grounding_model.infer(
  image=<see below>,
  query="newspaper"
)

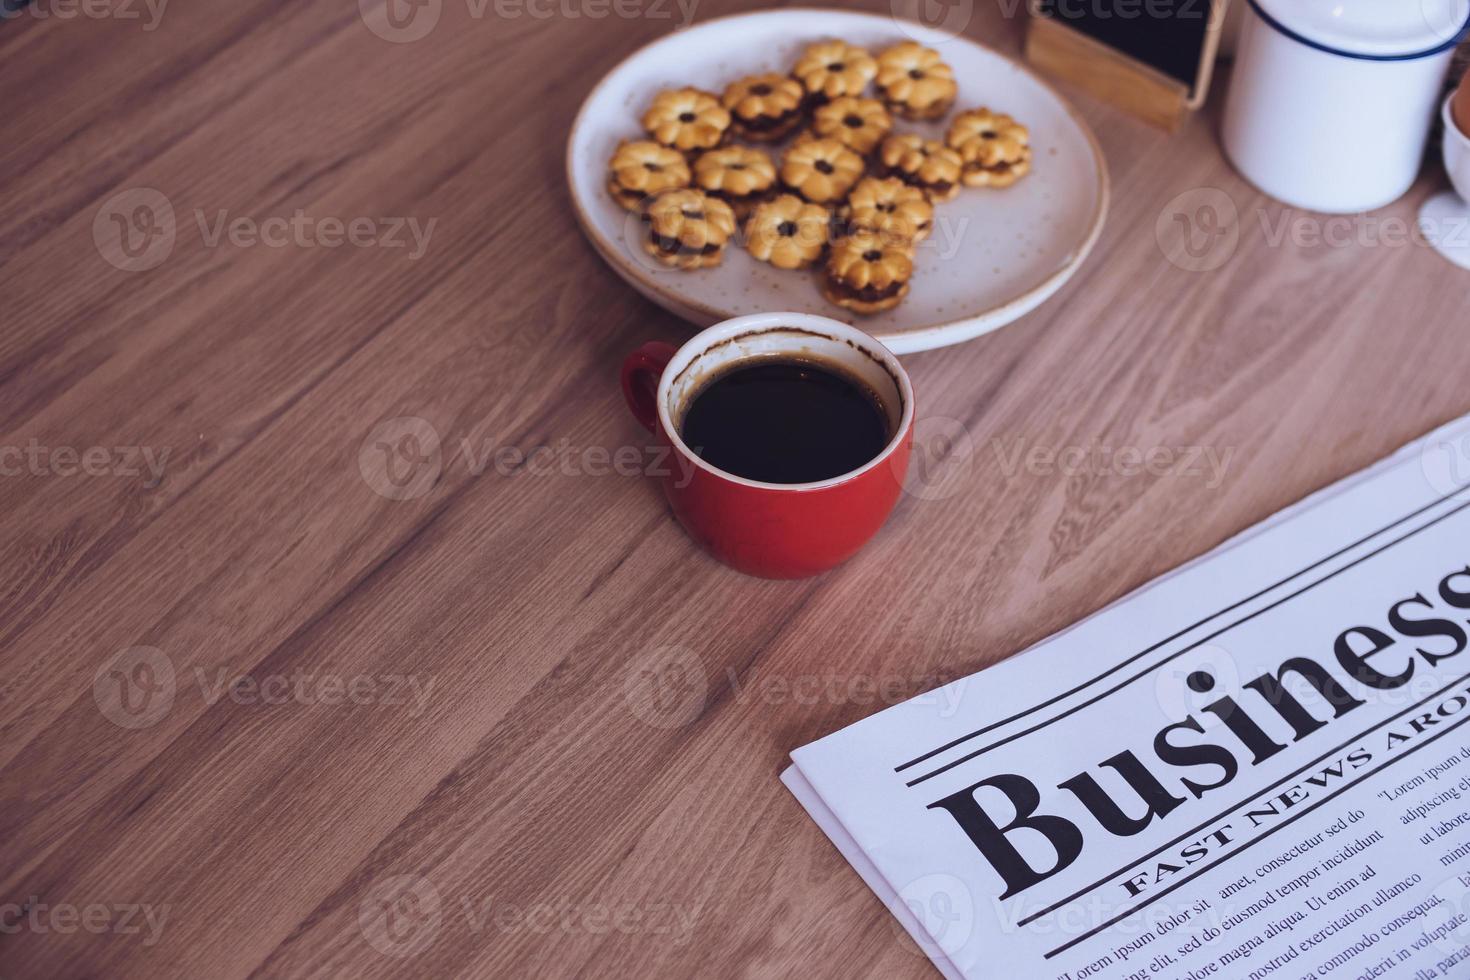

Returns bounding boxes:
[784,415,1470,980]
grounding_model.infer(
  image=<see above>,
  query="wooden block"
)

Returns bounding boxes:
[1025,14,1190,131]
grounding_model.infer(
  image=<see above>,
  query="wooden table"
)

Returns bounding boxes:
[3,1,1467,976]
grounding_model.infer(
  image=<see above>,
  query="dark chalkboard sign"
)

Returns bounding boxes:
[1025,0,1228,129]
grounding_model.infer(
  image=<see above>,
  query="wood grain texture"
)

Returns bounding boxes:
[2,1,1468,977]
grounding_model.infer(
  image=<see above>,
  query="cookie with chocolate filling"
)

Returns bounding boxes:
[721,73,805,142]
[957,137,1032,188]
[874,42,957,121]
[948,108,1032,188]
[693,145,776,219]
[792,40,877,104]
[822,231,913,314]
[839,176,933,244]
[607,140,691,212]
[745,194,830,270]
[642,189,737,270]
[878,134,963,202]
[642,87,730,153]
[809,96,892,156]
[780,137,865,205]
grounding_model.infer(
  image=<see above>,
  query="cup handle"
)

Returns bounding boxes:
[621,341,676,434]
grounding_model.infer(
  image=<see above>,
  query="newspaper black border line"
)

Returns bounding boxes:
[903,496,1470,789]
[1015,667,1470,929]
[896,486,1468,775]
[1043,700,1470,959]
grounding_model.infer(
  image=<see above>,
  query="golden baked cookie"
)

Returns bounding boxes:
[810,96,893,155]
[879,134,963,202]
[792,40,877,103]
[875,42,957,121]
[721,73,806,142]
[840,176,933,244]
[823,231,914,314]
[693,145,777,219]
[948,109,1032,187]
[606,139,692,212]
[957,137,1032,188]
[946,108,1027,153]
[745,194,830,270]
[643,189,737,270]
[642,88,731,153]
[780,137,865,205]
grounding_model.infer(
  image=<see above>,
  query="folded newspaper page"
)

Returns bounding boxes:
[784,415,1470,980]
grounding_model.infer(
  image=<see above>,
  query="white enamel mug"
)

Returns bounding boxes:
[1223,0,1470,213]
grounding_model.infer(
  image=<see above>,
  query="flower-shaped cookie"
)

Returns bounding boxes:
[745,194,830,270]
[957,137,1032,188]
[823,231,914,314]
[780,137,865,205]
[721,73,806,142]
[642,88,731,152]
[606,140,691,211]
[792,40,878,102]
[810,96,893,155]
[875,42,957,121]
[840,176,933,244]
[693,145,777,218]
[643,189,737,270]
[948,109,1032,187]
[879,134,963,202]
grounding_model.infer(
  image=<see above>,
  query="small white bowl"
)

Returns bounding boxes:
[1420,93,1470,271]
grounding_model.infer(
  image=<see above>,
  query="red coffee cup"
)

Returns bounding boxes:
[621,313,914,579]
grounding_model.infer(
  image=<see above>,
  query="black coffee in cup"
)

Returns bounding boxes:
[679,357,891,484]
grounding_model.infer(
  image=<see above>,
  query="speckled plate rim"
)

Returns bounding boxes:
[566,7,1110,355]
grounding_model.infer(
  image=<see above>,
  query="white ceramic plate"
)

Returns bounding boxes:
[567,8,1108,354]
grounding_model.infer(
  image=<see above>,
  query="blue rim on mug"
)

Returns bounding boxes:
[1246,0,1470,62]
